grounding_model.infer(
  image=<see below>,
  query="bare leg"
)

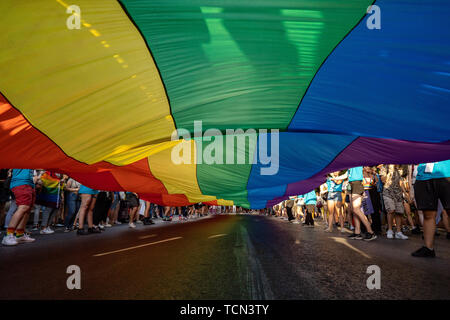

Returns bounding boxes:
[7,205,30,230]
[87,196,96,228]
[326,200,335,231]
[16,210,30,231]
[77,194,92,229]
[337,202,344,228]
[387,211,394,232]
[441,209,450,233]
[422,210,436,249]
[404,201,415,228]
[351,194,374,234]
[129,206,137,224]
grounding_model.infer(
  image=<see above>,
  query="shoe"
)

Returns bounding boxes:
[411,246,435,258]
[350,225,355,231]
[292,220,300,224]
[40,227,55,235]
[411,226,422,235]
[115,221,122,225]
[324,228,332,233]
[31,225,39,231]
[55,223,64,228]
[129,222,136,228]
[77,228,89,235]
[2,234,18,246]
[17,234,35,243]
[104,223,112,228]
[136,220,143,224]
[363,232,377,241]
[340,227,346,233]
[386,229,394,239]
[143,218,155,225]
[97,224,105,231]
[349,233,362,239]
[395,232,408,240]
[88,227,102,234]
[64,227,72,233]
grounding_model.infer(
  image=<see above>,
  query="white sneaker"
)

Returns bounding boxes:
[129,222,136,228]
[136,220,143,224]
[2,234,18,246]
[387,229,394,239]
[31,225,39,231]
[17,234,35,244]
[341,227,347,233]
[292,220,300,224]
[40,227,54,235]
[115,221,122,225]
[395,231,408,240]
[104,223,112,227]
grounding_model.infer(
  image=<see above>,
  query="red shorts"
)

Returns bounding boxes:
[12,185,36,207]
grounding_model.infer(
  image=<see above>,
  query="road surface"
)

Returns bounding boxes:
[0,214,449,299]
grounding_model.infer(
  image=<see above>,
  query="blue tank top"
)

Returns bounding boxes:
[348,167,363,182]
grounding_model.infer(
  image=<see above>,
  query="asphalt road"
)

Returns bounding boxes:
[0,214,449,300]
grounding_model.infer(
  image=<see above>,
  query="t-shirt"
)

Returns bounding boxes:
[348,167,363,182]
[304,190,317,205]
[326,178,342,192]
[10,169,34,189]
[416,160,450,181]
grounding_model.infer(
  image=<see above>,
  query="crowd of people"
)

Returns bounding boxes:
[269,162,450,258]
[1,160,449,258]
[0,169,221,243]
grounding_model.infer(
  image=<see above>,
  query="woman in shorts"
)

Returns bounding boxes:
[331,167,377,241]
[76,184,100,235]
[325,171,344,233]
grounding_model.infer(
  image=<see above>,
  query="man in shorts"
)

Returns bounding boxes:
[379,165,409,240]
[2,169,37,246]
[412,160,450,258]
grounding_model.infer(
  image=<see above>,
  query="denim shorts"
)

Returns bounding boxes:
[327,191,342,202]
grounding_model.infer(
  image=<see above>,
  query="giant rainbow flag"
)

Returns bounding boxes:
[0,0,449,208]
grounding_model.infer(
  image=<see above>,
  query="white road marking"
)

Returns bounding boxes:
[139,234,157,239]
[208,233,227,239]
[93,237,182,257]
